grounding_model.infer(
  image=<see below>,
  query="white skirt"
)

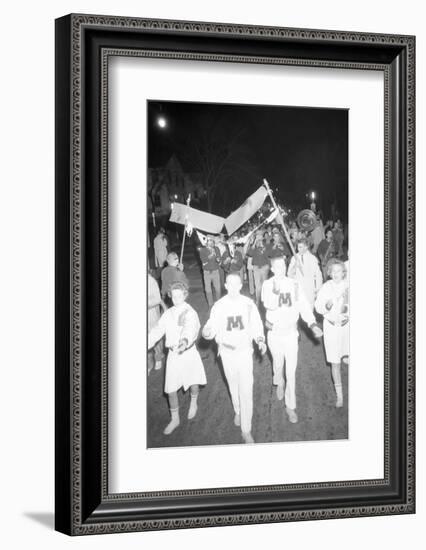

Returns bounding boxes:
[164,345,207,394]
[323,320,349,364]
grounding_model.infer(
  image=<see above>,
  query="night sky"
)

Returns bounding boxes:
[148,100,348,221]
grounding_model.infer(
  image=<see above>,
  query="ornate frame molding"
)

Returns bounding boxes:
[55,14,415,535]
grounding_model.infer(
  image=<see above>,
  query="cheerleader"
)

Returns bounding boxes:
[314,259,349,408]
[148,282,207,435]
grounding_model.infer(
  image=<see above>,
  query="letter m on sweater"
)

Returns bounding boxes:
[226,315,244,330]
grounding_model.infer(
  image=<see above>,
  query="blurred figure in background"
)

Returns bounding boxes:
[153,227,169,268]
[148,272,165,374]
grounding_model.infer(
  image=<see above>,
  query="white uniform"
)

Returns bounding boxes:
[148,303,206,393]
[261,276,316,410]
[203,294,264,434]
[288,250,323,308]
[315,280,349,364]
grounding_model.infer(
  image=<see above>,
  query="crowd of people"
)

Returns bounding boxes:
[148,212,349,445]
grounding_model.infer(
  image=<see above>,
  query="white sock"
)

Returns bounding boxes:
[163,408,180,435]
[335,384,343,408]
[286,407,298,423]
[188,395,198,419]
[242,431,254,444]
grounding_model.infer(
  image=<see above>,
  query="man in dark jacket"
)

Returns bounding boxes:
[199,236,222,307]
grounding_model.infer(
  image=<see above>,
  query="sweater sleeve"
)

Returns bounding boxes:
[179,307,200,346]
[297,283,316,326]
[148,312,166,349]
[148,276,161,308]
[314,283,329,316]
[248,301,265,342]
[202,303,219,340]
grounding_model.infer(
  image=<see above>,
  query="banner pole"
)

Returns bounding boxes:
[262,179,303,276]
[179,194,191,264]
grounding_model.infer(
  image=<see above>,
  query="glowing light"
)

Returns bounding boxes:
[311,191,316,200]
[157,116,167,129]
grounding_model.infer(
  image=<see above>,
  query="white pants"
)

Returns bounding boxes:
[220,348,254,434]
[267,329,299,410]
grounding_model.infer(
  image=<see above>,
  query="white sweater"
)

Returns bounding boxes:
[148,302,200,350]
[203,294,264,351]
[261,275,316,332]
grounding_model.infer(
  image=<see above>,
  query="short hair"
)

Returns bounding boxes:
[270,255,286,265]
[166,252,178,264]
[326,258,347,278]
[225,272,242,284]
[169,281,189,298]
[296,237,309,247]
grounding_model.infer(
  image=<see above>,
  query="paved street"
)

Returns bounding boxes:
[147,240,348,448]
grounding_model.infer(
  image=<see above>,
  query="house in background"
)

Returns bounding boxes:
[148,154,205,226]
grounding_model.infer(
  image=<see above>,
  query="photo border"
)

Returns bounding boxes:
[55,14,415,535]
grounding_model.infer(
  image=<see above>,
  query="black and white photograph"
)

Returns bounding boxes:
[146,100,349,448]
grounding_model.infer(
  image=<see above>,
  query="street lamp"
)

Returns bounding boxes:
[310,191,316,212]
[157,116,167,129]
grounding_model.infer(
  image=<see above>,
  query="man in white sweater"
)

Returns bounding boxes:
[202,273,266,444]
[261,256,323,423]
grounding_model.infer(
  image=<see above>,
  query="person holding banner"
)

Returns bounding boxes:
[202,272,266,444]
[199,236,222,307]
[261,256,323,423]
[288,237,323,309]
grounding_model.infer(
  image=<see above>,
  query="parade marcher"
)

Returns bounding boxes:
[288,237,323,309]
[214,234,227,290]
[267,229,291,260]
[246,255,255,297]
[199,235,222,307]
[153,227,169,268]
[332,220,344,258]
[289,220,301,243]
[148,281,207,434]
[247,232,270,305]
[148,273,165,374]
[161,252,189,299]
[311,215,325,254]
[261,256,323,423]
[263,229,272,246]
[202,273,266,444]
[315,259,349,408]
[317,229,336,280]
[221,238,244,275]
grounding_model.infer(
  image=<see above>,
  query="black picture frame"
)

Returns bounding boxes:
[55,14,415,535]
